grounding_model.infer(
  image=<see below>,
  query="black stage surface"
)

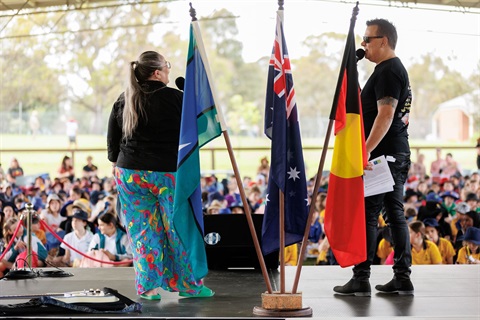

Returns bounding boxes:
[0,265,478,319]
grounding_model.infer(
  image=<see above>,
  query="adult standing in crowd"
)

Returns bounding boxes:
[66,117,78,149]
[6,158,24,186]
[430,148,446,184]
[334,19,414,296]
[107,51,214,300]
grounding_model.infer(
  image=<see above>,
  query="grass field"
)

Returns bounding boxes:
[0,134,478,183]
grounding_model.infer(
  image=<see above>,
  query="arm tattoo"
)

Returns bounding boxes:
[378,96,398,108]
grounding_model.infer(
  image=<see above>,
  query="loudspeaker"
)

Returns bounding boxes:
[203,214,279,270]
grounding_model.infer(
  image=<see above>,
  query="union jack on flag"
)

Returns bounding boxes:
[262,10,309,256]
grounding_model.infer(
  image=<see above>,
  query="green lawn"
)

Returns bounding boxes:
[0,134,478,182]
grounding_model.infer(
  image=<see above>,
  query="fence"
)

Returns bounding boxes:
[1,145,478,184]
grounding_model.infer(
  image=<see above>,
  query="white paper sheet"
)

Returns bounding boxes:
[364,155,395,197]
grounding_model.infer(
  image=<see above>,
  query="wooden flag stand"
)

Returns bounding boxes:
[252,189,312,317]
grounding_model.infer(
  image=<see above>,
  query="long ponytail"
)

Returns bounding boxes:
[123,51,166,139]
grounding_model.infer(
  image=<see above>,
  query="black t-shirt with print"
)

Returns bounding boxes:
[361,57,412,158]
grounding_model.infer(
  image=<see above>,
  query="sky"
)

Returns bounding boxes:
[167,0,480,78]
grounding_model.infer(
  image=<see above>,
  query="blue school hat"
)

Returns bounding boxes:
[423,218,439,228]
[425,192,442,203]
[464,227,480,246]
[440,191,459,200]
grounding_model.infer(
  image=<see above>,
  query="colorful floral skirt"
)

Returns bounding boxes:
[115,167,203,295]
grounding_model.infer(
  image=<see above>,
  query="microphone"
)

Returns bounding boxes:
[356,48,365,62]
[175,77,185,91]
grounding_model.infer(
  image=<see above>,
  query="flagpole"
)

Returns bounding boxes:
[189,2,273,294]
[279,190,285,294]
[223,133,273,294]
[291,2,360,294]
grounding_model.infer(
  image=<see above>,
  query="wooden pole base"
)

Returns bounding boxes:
[252,291,313,317]
[253,306,313,317]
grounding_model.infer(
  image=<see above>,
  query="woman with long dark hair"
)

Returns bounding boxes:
[107,51,213,300]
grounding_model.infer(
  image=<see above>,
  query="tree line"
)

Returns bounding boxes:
[0,3,477,138]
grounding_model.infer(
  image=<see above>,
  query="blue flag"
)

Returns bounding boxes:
[173,21,223,280]
[262,11,309,256]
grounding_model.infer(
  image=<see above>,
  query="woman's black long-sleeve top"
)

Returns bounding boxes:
[107,80,183,172]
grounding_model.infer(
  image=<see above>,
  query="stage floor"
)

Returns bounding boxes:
[0,265,479,319]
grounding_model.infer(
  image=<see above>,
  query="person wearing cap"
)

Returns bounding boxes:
[60,198,95,237]
[439,190,459,218]
[419,192,454,242]
[440,179,456,193]
[40,193,65,234]
[206,200,223,215]
[1,183,15,203]
[403,189,420,211]
[456,227,480,264]
[465,192,479,213]
[423,218,455,264]
[230,203,245,214]
[409,221,442,265]
[40,193,66,256]
[2,202,17,221]
[59,209,94,267]
[450,202,470,244]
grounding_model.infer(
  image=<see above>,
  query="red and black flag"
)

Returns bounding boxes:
[324,11,367,268]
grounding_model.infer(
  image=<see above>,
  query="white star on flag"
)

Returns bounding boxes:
[287,167,300,181]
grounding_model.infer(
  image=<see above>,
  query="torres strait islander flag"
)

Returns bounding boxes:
[173,20,224,280]
[324,15,368,268]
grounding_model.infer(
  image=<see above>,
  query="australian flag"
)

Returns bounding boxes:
[262,10,309,256]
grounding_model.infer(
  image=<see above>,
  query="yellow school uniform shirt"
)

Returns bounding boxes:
[319,209,325,224]
[456,247,480,264]
[411,240,442,265]
[450,216,459,239]
[376,238,393,260]
[284,244,298,266]
[436,237,455,264]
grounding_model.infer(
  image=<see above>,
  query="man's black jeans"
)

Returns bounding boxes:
[353,152,412,281]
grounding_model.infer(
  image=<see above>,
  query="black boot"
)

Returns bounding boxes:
[375,278,414,295]
[333,278,371,297]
